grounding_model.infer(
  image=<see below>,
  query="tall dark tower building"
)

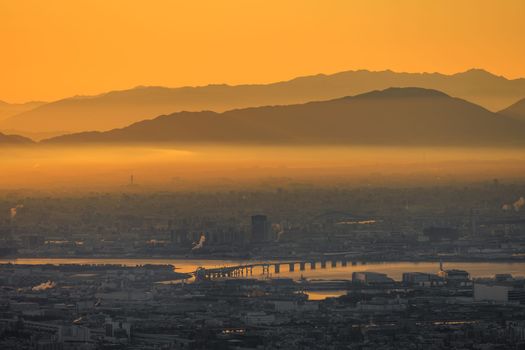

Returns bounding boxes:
[251,215,271,243]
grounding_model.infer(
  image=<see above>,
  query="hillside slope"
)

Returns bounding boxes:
[5,69,525,133]
[44,88,525,147]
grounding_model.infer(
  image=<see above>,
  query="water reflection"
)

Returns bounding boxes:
[305,290,347,300]
[1,258,524,281]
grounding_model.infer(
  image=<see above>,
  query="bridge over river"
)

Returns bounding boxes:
[193,254,357,280]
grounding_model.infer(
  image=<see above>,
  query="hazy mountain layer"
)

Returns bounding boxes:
[499,98,525,122]
[0,100,45,122]
[43,88,525,147]
[0,132,34,144]
[4,69,525,133]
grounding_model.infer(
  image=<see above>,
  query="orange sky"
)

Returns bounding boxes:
[1,0,524,103]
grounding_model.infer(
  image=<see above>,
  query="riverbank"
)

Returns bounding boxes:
[2,258,524,280]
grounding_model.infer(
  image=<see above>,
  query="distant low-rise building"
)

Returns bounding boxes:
[352,271,394,285]
[474,282,525,304]
[95,290,152,302]
[242,311,276,325]
[356,297,408,312]
[423,226,459,242]
[271,300,318,312]
[402,272,443,286]
[438,262,471,286]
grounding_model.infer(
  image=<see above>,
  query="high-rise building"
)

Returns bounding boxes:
[251,215,271,243]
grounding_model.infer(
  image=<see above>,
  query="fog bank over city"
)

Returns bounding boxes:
[1,145,524,191]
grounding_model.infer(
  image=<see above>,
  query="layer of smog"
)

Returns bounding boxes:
[1,145,524,191]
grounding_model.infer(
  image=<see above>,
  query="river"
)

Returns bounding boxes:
[1,258,524,281]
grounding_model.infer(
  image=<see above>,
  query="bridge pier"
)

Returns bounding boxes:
[198,259,359,280]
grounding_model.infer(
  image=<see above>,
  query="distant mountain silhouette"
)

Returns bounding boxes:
[499,98,525,122]
[0,129,68,142]
[0,132,34,144]
[4,69,525,134]
[0,100,45,122]
[43,88,525,147]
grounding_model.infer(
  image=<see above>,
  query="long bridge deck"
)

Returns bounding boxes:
[192,255,357,280]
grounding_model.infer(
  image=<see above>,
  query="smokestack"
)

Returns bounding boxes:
[513,197,525,211]
[10,204,24,220]
[502,196,525,212]
[32,280,56,291]
[192,233,206,250]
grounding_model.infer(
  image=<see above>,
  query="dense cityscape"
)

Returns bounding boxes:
[1,182,525,349]
[1,182,524,261]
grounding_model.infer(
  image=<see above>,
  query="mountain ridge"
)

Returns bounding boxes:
[42,87,525,147]
[499,98,525,122]
[0,132,34,144]
[4,68,525,135]
[0,100,46,123]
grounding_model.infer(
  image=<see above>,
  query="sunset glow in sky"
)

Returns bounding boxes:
[1,0,525,103]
